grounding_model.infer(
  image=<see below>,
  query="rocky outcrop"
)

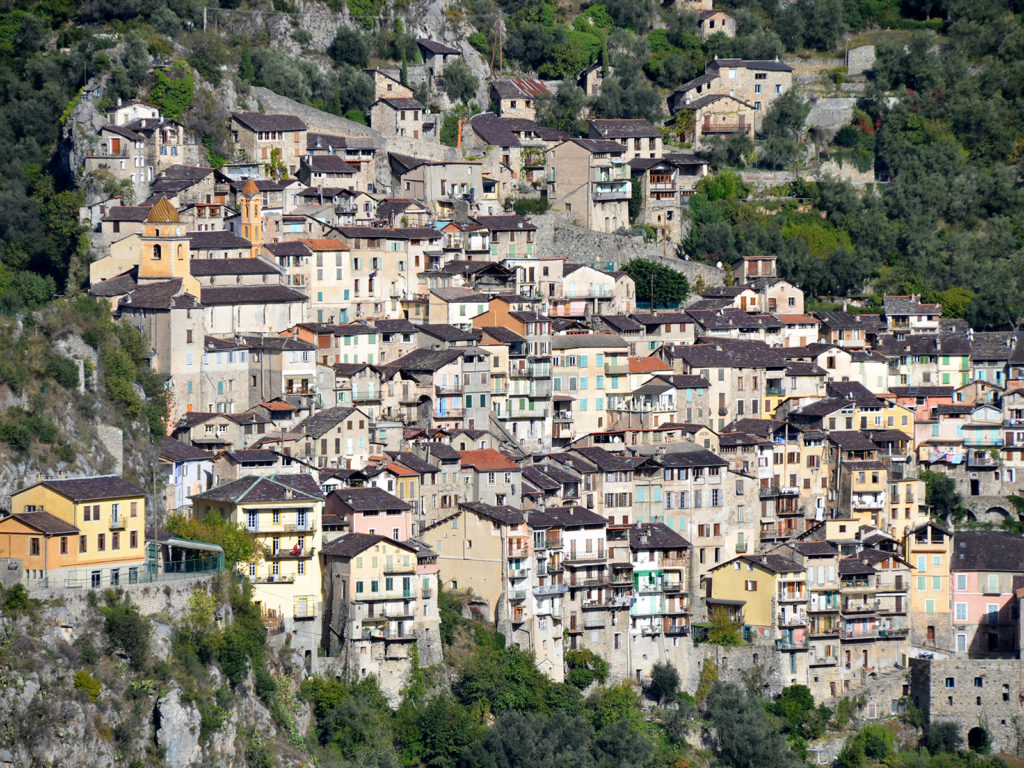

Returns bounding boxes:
[156,688,202,768]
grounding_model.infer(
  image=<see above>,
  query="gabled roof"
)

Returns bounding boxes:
[329,486,410,512]
[460,448,520,472]
[458,501,524,525]
[417,37,461,55]
[530,505,607,528]
[292,406,360,440]
[384,451,439,474]
[952,531,1024,573]
[473,214,537,232]
[27,475,147,502]
[192,474,323,504]
[657,447,728,469]
[2,510,80,535]
[629,522,690,550]
[490,77,550,99]
[188,231,252,250]
[588,118,660,139]
[159,436,213,463]
[303,154,358,174]
[322,532,416,558]
[200,285,306,305]
[190,258,278,276]
[231,112,307,132]
[572,445,634,471]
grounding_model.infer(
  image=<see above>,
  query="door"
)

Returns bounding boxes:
[927,625,935,644]
[111,137,120,154]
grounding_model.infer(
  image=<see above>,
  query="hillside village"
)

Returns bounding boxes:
[3,0,1024,759]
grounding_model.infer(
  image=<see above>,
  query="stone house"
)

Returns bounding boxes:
[587,118,663,162]
[370,97,431,139]
[230,112,308,175]
[698,10,737,39]
[546,138,630,233]
[489,78,551,120]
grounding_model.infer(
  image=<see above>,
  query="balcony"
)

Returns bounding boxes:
[109,516,126,529]
[563,548,607,565]
[604,362,629,375]
[778,611,807,626]
[384,561,416,574]
[842,599,879,614]
[808,625,840,637]
[281,518,316,532]
[661,555,687,568]
[352,390,381,403]
[967,451,1000,467]
[664,580,685,593]
[760,486,801,499]
[533,583,568,597]
[583,612,606,628]
[808,655,839,666]
[435,383,463,396]
[665,623,689,635]
[508,589,528,601]
[702,117,748,134]
[268,547,316,560]
[508,566,530,579]
[251,574,296,584]
[590,165,630,183]
[545,534,563,550]
[776,638,807,651]
[778,590,806,603]
[840,580,878,594]
[765,384,786,397]
[851,495,886,510]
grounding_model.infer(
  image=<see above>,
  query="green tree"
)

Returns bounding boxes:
[621,258,690,308]
[648,661,680,704]
[706,682,804,768]
[707,606,744,646]
[100,590,151,669]
[444,59,479,104]
[330,26,370,67]
[920,470,965,521]
[535,79,587,135]
[166,511,264,567]
[149,62,194,120]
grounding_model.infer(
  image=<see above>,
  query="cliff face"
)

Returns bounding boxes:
[0,577,317,768]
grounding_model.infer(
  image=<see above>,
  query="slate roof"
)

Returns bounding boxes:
[384,451,439,474]
[90,272,138,297]
[552,334,628,350]
[522,465,560,491]
[673,339,786,368]
[629,521,691,550]
[193,474,323,503]
[292,407,359,440]
[573,445,634,471]
[473,214,537,232]
[952,530,1024,572]
[231,112,307,132]
[738,553,804,574]
[417,37,461,55]
[883,295,941,316]
[829,431,880,451]
[839,558,877,576]
[190,258,278,276]
[566,137,626,154]
[122,279,200,310]
[529,505,608,528]
[657,447,728,468]
[304,155,357,174]
[417,325,481,343]
[459,501,524,525]
[329,486,410,512]
[200,285,306,305]
[788,540,839,557]
[378,97,425,110]
[159,436,213,463]
[469,113,568,147]
[33,475,147,501]
[427,443,462,461]
[588,118,660,139]
[481,326,526,344]
[189,231,252,250]
[3,510,79,535]
[707,58,793,72]
[322,533,414,558]
[103,206,152,222]
[889,386,954,398]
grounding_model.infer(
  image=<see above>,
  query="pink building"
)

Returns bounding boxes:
[949,530,1024,656]
[324,486,413,541]
[888,386,954,422]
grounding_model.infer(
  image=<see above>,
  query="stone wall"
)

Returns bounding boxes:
[680,639,787,699]
[531,211,723,287]
[0,557,23,588]
[847,46,877,76]
[910,656,1024,755]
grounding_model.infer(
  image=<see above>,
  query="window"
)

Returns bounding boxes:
[745,579,758,591]
[975,677,984,688]
[955,573,967,591]
[945,678,955,689]
[925,599,935,614]
[60,536,68,555]
[80,535,87,553]
[97,533,106,551]
[955,602,968,621]
[29,537,40,556]
[986,603,999,623]
[112,532,120,550]
[130,530,138,548]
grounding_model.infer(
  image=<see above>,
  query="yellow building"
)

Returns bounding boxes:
[708,553,805,630]
[9,475,149,588]
[905,519,953,650]
[192,473,325,654]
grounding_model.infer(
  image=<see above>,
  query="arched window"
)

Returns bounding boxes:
[153,244,162,260]
[177,244,185,260]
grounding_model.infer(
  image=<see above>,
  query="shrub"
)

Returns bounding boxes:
[648,661,680,704]
[565,648,610,690]
[925,721,962,754]
[45,354,79,389]
[100,590,151,669]
[74,669,101,702]
[512,197,550,216]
